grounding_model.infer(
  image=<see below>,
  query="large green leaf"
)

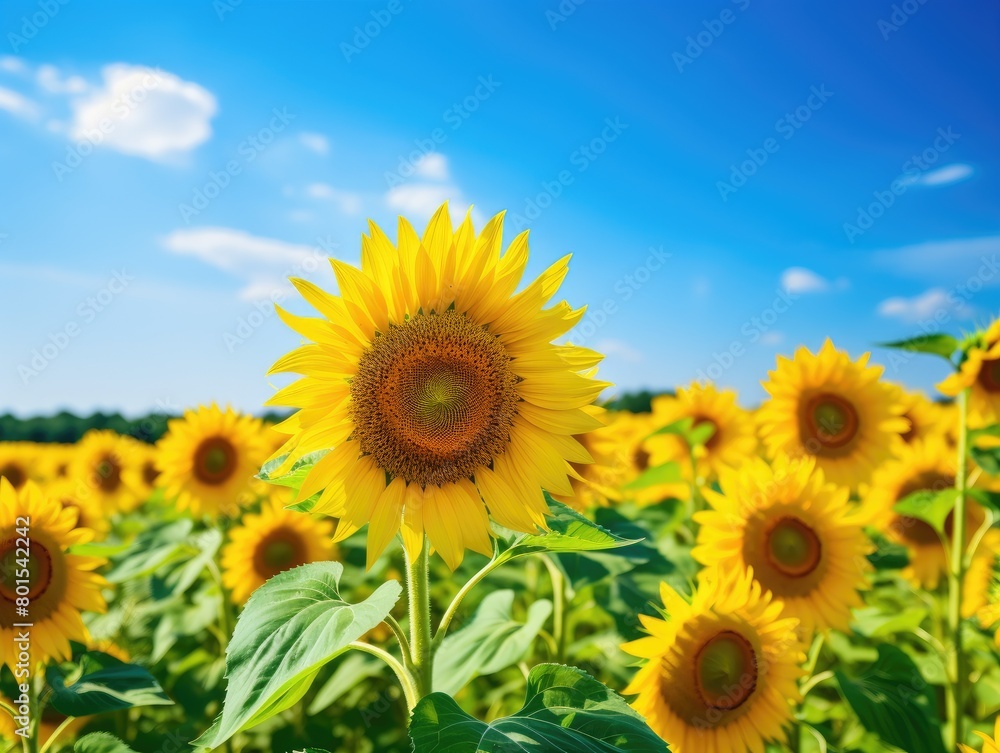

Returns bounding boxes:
[877,334,959,360]
[74,733,140,753]
[432,590,552,696]
[622,462,683,491]
[46,652,173,717]
[410,663,668,752]
[893,489,959,536]
[192,562,402,750]
[835,644,947,753]
[495,500,640,562]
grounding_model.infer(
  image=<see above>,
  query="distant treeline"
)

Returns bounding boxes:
[0,393,661,444]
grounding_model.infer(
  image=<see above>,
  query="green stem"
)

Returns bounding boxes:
[433,550,502,649]
[37,716,75,753]
[406,540,433,698]
[946,387,969,751]
[0,700,17,722]
[384,614,413,663]
[206,556,234,648]
[349,642,419,712]
[541,556,567,662]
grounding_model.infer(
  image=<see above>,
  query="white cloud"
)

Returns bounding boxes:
[916,163,973,187]
[759,331,784,346]
[873,236,1000,278]
[298,132,329,155]
[596,338,643,364]
[877,288,973,323]
[0,56,26,73]
[781,267,827,294]
[305,183,362,214]
[71,64,217,160]
[162,227,325,300]
[414,152,449,180]
[0,86,38,119]
[37,64,87,94]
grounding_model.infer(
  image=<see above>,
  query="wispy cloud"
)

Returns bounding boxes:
[298,132,329,155]
[913,162,973,187]
[873,236,1000,278]
[304,183,362,214]
[36,64,87,94]
[877,287,973,323]
[780,267,848,294]
[414,152,448,180]
[0,86,38,119]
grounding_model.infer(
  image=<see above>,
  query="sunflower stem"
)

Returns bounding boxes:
[349,642,419,712]
[541,555,567,662]
[946,387,969,751]
[433,549,502,649]
[406,540,433,699]
[37,716,75,753]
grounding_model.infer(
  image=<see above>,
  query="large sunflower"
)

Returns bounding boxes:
[645,383,758,486]
[156,404,269,518]
[70,430,144,513]
[221,497,335,602]
[961,718,1000,753]
[694,454,870,635]
[266,203,607,569]
[758,340,906,489]
[865,437,984,589]
[623,568,804,753]
[939,317,1000,425]
[0,480,107,672]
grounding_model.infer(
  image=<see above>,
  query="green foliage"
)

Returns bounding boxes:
[410,664,669,753]
[74,733,141,753]
[893,488,959,536]
[877,334,960,360]
[622,461,684,491]
[46,652,173,717]
[494,499,640,561]
[600,390,666,413]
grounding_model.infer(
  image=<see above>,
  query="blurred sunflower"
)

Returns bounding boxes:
[0,479,107,672]
[865,437,984,589]
[623,568,804,753]
[124,442,162,500]
[694,454,870,635]
[44,478,110,539]
[645,383,758,485]
[267,203,607,569]
[960,718,1000,753]
[939,317,1000,425]
[892,385,953,445]
[70,430,144,513]
[551,407,624,511]
[41,443,74,480]
[758,340,906,488]
[156,404,269,518]
[0,442,39,490]
[221,497,335,603]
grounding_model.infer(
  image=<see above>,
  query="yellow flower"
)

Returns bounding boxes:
[694,455,870,635]
[0,442,41,490]
[551,408,629,510]
[965,529,1000,619]
[960,717,1000,753]
[623,568,804,753]
[44,478,110,539]
[758,340,906,489]
[939,317,1000,425]
[646,383,758,485]
[124,442,162,500]
[267,203,607,569]
[864,437,983,589]
[156,404,269,518]
[221,497,335,603]
[0,480,107,672]
[70,430,145,512]
[891,385,953,445]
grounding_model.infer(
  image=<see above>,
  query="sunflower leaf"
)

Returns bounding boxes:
[257,450,329,489]
[622,461,684,491]
[877,334,960,360]
[835,643,947,753]
[410,663,669,753]
[191,562,402,750]
[73,733,140,753]
[46,652,173,717]
[432,590,552,696]
[971,445,1000,476]
[495,499,641,560]
[645,416,715,447]
[893,488,959,535]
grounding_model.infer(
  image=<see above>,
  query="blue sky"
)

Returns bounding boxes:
[1,1,998,417]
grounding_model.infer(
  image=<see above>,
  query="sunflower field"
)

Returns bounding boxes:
[3,204,1000,753]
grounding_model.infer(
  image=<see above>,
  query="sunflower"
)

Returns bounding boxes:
[961,717,1000,753]
[156,404,269,518]
[939,317,1000,425]
[623,567,804,753]
[44,478,110,539]
[758,340,906,489]
[266,203,607,570]
[70,430,145,513]
[891,385,953,445]
[0,479,107,672]
[612,410,688,506]
[865,437,984,589]
[551,408,626,511]
[0,442,40,490]
[221,497,335,603]
[124,442,162,500]
[645,383,758,486]
[694,454,870,636]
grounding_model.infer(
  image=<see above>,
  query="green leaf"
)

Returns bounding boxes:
[74,733,140,753]
[192,562,402,750]
[851,606,929,638]
[835,644,947,753]
[968,488,1000,516]
[257,450,328,489]
[106,519,193,583]
[622,462,683,491]
[646,416,715,447]
[877,334,959,360]
[410,663,668,753]
[432,590,552,696]
[496,500,640,561]
[971,445,1000,476]
[893,488,959,535]
[307,652,384,715]
[46,652,173,717]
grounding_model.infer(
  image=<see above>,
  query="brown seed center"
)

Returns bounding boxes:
[193,437,238,485]
[693,630,758,711]
[800,392,860,453]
